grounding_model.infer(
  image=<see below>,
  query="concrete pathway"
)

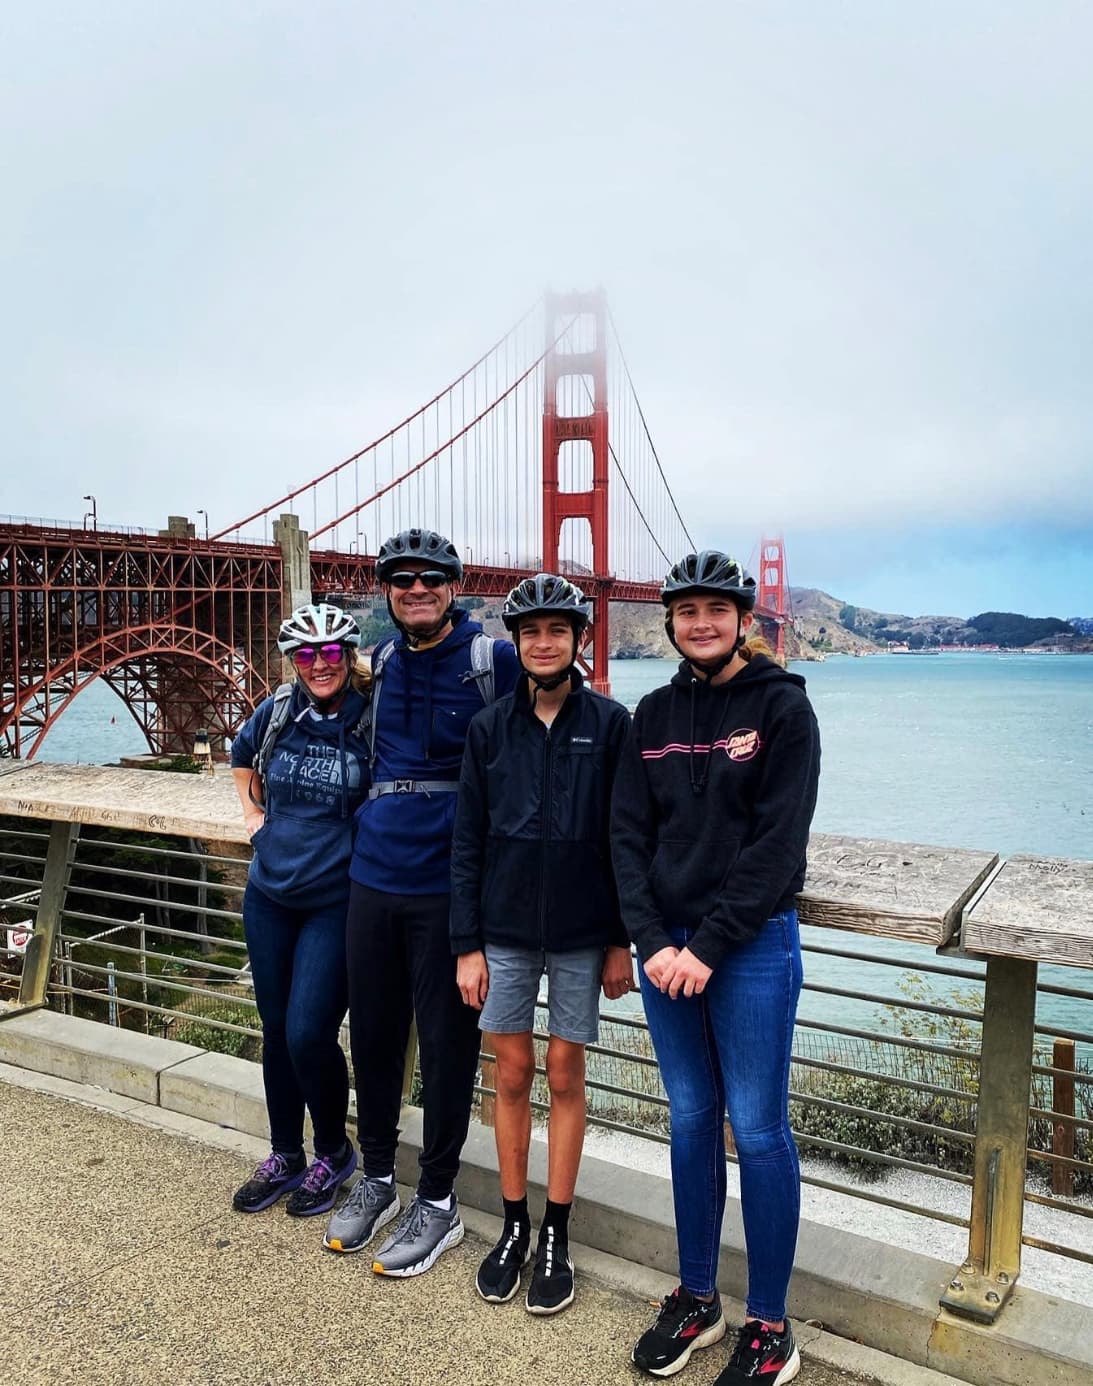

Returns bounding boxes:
[0,1075,948,1386]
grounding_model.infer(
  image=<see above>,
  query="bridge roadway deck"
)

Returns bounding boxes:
[0,1075,900,1386]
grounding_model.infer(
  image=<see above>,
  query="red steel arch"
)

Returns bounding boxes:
[1,524,283,759]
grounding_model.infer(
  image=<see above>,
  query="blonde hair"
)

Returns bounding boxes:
[347,648,373,695]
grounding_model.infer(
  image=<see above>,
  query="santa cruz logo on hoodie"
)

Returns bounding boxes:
[725,728,762,762]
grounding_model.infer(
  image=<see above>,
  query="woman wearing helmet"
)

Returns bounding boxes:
[450,574,634,1314]
[612,552,820,1385]
[228,602,372,1218]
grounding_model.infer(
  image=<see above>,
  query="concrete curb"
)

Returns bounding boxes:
[4,1010,1091,1385]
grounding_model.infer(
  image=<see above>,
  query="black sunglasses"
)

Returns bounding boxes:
[387,570,451,590]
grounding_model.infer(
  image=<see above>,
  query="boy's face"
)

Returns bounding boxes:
[517,614,577,682]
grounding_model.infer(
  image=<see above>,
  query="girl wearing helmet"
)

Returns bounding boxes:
[612,552,820,1385]
[228,603,372,1218]
[451,574,634,1314]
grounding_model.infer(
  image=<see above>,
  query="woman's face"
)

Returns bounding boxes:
[291,643,351,701]
[670,594,749,665]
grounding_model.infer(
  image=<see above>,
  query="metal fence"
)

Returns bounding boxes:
[1,816,1091,1302]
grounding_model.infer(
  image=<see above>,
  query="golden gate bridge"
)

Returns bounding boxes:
[0,291,790,759]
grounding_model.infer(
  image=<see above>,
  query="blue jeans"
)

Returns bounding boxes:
[243,882,350,1157]
[639,910,803,1323]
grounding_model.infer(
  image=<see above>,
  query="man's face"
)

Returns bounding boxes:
[670,593,748,664]
[517,614,577,681]
[384,559,455,636]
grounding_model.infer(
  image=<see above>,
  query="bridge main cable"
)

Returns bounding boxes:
[309,316,579,543]
[211,300,543,541]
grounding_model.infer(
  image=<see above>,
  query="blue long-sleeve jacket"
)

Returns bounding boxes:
[232,684,370,907]
[349,609,520,896]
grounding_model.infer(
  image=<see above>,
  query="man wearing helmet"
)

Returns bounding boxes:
[612,552,820,1385]
[324,529,520,1276]
[229,603,371,1219]
[449,574,634,1314]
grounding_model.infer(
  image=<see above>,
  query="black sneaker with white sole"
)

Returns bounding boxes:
[524,1225,575,1315]
[476,1219,532,1303]
[714,1320,800,1384]
[632,1286,726,1377]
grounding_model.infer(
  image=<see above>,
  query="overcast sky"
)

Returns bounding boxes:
[4,2,1091,618]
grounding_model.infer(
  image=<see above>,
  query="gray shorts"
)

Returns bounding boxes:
[480,944,604,1045]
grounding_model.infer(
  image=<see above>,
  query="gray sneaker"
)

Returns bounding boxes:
[323,1176,400,1254]
[371,1194,465,1277]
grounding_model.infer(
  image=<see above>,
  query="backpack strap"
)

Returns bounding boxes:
[254,683,295,796]
[360,637,398,763]
[463,632,496,705]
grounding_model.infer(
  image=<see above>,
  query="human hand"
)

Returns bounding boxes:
[601,946,636,1000]
[643,946,680,992]
[244,811,265,839]
[664,947,713,999]
[456,951,490,1010]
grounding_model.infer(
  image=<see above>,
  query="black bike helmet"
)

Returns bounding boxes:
[660,551,757,611]
[376,528,463,583]
[501,573,592,633]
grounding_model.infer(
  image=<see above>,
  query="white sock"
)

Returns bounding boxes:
[423,1193,453,1212]
[373,1173,394,1186]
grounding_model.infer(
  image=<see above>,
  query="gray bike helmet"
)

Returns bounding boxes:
[277,602,362,655]
[660,551,757,611]
[501,573,592,633]
[376,528,463,583]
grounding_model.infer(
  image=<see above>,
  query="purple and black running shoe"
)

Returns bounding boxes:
[232,1151,307,1214]
[285,1142,358,1218]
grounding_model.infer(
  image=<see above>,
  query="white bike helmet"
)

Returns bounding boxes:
[277,603,361,655]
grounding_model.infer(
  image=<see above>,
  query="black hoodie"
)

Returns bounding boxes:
[610,653,820,969]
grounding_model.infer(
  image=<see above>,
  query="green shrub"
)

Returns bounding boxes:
[174,1001,262,1061]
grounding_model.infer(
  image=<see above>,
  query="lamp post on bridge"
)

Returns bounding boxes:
[196,509,209,541]
[82,495,97,531]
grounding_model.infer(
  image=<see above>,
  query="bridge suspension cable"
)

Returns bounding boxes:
[212,300,543,545]
[218,292,696,590]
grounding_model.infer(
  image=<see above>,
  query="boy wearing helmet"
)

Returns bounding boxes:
[611,553,819,1385]
[450,574,634,1314]
[326,529,521,1276]
[229,603,371,1218]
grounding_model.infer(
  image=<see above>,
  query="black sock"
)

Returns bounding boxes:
[503,1195,530,1238]
[542,1199,571,1240]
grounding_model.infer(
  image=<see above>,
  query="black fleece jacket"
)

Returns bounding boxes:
[450,671,632,955]
[610,654,820,969]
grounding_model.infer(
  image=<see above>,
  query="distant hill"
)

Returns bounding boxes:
[346,593,1088,661]
[789,590,1083,655]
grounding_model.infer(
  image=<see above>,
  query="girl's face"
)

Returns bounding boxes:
[670,594,750,666]
[518,614,577,681]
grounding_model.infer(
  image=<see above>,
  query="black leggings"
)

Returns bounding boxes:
[346,882,482,1200]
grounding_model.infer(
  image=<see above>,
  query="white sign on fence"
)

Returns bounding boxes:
[4,923,34,956]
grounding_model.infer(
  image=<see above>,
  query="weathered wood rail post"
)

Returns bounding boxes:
[941,854,1093,1325]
